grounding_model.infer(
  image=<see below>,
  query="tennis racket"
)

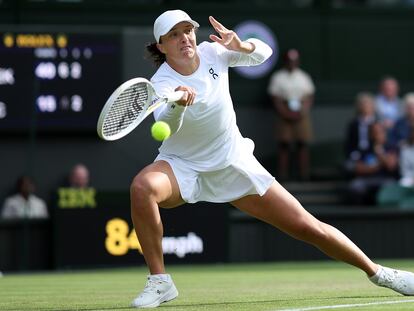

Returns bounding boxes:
[97,77,184,141]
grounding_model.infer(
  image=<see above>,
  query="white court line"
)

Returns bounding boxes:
[274,299,414,311]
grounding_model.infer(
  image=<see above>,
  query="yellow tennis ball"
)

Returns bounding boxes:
[151,121,171,141]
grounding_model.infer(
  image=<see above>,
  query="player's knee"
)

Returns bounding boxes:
[130,175,156,202]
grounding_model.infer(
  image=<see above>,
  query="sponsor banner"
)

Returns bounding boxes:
[53,191,228,268]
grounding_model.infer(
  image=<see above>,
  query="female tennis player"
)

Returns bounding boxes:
[130,9,414,308]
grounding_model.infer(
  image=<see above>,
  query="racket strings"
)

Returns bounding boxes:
[103,83,149,136]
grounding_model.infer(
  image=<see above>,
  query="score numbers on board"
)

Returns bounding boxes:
[0,31,121,131]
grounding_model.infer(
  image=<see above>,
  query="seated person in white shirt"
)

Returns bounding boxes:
[1,176,48,220]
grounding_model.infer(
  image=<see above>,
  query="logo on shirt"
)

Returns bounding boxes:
[209,67,218,80]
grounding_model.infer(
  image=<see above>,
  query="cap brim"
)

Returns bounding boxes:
[157,20,199,42]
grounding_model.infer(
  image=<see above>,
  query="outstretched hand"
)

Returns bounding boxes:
[209,16,254,53]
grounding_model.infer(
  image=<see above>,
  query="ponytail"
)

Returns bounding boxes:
[145,42,166,67]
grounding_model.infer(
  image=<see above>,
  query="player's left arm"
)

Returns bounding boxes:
[208,16,272,66]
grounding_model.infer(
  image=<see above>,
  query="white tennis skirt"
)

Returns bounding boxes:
[155,153,275,204]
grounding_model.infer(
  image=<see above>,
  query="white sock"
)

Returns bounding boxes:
[369,265,383,284]
[149,273,171,282]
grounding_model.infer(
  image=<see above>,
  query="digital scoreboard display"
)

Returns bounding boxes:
[0,30,121,132]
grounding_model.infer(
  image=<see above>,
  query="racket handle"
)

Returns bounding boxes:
[167,90,185,102]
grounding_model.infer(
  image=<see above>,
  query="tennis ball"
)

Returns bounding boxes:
[151,121,171,141]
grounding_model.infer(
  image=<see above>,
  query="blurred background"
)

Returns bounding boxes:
[1,0,414,272]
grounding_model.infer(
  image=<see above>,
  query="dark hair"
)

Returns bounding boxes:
[145,42,166,67]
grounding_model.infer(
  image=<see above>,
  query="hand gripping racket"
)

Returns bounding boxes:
[97,77,184,141]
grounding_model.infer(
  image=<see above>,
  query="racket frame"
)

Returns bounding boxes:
[97,78,182,141]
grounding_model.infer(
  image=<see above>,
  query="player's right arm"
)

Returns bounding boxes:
[153,84,196,134]
[173,86,196,107]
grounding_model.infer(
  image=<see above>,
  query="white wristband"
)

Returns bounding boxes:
[154,102,187,134]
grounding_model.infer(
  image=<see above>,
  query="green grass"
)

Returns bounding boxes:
[1,260,414,310]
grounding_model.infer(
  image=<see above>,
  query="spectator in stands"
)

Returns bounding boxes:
[348,122,399,205]
[344,92,378,174]
[399,126,414,187]
[68,163,90,188]
[375,76,402,133]
[1,176,49,219]
[390,93,414,148]
[268,48,315,181]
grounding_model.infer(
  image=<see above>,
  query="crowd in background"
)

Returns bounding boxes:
[344,77,414,205]
[267,48,414,207]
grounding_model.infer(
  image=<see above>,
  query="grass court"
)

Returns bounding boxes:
[1,260,414,311]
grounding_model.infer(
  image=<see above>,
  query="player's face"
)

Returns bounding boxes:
[157,22,197,61]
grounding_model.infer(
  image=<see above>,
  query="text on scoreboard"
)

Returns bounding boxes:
[0,30,121,132]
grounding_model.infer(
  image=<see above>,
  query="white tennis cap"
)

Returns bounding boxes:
[153,10,199,43]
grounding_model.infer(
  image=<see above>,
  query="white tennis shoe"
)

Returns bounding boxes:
[131,274,178,308]
[369,265,414,296]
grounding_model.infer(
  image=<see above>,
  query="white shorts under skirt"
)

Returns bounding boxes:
[155,153,275,204]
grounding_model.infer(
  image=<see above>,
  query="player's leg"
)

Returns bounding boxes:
[130,160,184,274]
[231,181,414,295]
[231,181,377,275]
[130,160,182,308]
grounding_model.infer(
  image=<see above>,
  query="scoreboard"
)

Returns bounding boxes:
[0,30,121,132]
